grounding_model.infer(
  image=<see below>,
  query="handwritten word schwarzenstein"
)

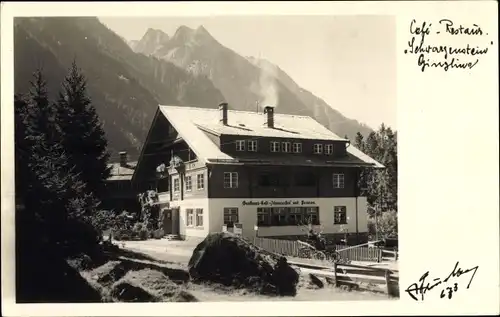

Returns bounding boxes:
[405,19,494,72]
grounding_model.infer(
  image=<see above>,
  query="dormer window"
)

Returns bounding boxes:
[236,140,246,151]
[248,140,258,152]
[270,141,280,152]
[293,142,302,153]
[325,144,333,155]
[313,144,323,154]
[282,142,291,153]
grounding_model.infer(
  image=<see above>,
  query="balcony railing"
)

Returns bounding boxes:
[158,191,170,202]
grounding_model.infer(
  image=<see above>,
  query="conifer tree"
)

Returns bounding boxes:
[55,61,110,199]
[354,132,364,151]
[15,69,99,253]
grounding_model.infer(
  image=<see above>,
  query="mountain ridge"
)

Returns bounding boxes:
[132,24,373,139]
[15,17,225,157]
[15,18,374,159]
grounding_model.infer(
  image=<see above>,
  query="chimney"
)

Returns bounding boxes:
[264,106,275,128]
[119,151,128,167]
[219,102,228,125]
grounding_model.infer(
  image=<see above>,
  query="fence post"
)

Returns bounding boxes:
[333,262,339,287]
[384,270,391,297]
[377,249,382,263]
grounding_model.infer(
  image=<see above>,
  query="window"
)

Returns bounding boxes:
[282,142,291,153]
[258,172,281,187]
[334,206,347,224]
[197,173,205,190]
[173,178,180,192]
[270,141,280,152]
[257,208,272,226]
[236,140,246,151]
[248,140,258,152]
[167,124,175,136]
[270,207,288,226]
[325,144,333,155]
[186,209,194,226]
[292,142,302,153]
[289,207,304,225]
[195,208,204,227]
[185,175,192,191]
[305,207,320,225]
[294,172,316,186]
[223,208,239,227]
[313,144,323,154]
[333,173,345,188]
[224,172,238,188]
[256,207,320,226]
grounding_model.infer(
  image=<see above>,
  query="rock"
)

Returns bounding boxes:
[171,290,198,302]
[188,232,299,296]
[111,282,158,302]
[308,273,324,289]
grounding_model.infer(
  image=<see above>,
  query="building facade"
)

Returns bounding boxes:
[124,103,383,243]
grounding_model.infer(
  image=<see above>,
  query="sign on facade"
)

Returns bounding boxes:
[241,199,317,206]
[233,223,243,236]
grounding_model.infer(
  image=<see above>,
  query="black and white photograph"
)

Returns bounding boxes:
[1,1,498,316]
[11,13,398,303]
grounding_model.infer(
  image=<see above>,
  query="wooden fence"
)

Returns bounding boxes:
[288,260,400,297]
[252,237,383,262]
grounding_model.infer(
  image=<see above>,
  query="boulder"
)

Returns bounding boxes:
[188,232,299,296]
[111,282,158,302]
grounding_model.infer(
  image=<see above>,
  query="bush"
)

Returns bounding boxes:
[113,229,134,241]
[153,229,165,239]
[133,222,145,232]
[368,210,398,240]
[138,228,149,241]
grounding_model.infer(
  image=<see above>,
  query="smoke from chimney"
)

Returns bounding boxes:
[258,60,278,109]
[219,102,228,125]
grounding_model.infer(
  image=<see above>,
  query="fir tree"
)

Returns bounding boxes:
[56,61,111,199]
[354,132,364,151]
[15,69,100,253]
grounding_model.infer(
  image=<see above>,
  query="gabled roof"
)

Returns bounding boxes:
[158,105,384,168]
[107,161,137,181]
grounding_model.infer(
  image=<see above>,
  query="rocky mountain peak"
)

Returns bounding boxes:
[143,28,170,44]
[134,28,170,55]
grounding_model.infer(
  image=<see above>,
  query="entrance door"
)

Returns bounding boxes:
[171,207,180,235]
[163,209,173,234]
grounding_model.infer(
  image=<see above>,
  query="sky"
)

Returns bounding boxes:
[99,15,396,130]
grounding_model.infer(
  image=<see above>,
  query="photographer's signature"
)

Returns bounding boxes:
[405,261,478,301]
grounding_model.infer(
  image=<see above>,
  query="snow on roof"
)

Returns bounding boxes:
[107,161,137,181]
[158,105,383,167]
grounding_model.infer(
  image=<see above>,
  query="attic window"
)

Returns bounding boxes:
[313,144,323,154]
[270,141,280,153]
[248,140,258,152]
[282,142,291,153]
[293,142,302,153]
[236,140,246,151]
[325,144,333,155]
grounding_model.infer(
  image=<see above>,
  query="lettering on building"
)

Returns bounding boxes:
[241,199,317,206]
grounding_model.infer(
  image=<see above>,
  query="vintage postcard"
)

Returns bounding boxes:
[1,1,498,316]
